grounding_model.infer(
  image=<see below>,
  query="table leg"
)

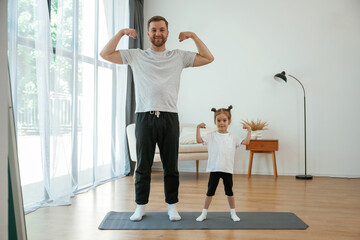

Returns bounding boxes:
[196,160,199,175]
[272,151,278,178]
[248,151,254,178]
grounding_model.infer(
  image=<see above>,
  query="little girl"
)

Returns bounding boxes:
[196,105,251,222]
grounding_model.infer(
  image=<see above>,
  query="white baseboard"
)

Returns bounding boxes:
[152,164,360,178]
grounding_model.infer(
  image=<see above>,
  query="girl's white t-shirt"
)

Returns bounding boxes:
[202,131,242,174]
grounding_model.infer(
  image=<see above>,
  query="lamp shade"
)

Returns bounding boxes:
[274,71,287,83]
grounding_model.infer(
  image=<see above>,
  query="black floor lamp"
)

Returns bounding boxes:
[273,71,313,180]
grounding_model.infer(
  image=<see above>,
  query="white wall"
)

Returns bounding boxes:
[144,0,360,177]
[0,0,9,238]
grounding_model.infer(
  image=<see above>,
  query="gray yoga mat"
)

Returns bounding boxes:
[98,212,308,230]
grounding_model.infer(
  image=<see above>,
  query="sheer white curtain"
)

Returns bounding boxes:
[8,0,129,213]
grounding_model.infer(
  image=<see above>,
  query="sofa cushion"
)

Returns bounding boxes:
[178,143,208,153]
[179,126,216,144]
[155,143,207,154]
[154,152,208,162]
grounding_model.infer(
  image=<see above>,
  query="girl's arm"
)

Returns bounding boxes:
[196,123,206,143]
[241,124,252,145]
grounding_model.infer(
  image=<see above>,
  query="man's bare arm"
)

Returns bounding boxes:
[179,32,214,67]
[100,28,137,64]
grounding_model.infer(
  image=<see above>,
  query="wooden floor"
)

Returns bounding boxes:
[25,172,360,240]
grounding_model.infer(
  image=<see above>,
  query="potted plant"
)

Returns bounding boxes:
[241,119,268,139]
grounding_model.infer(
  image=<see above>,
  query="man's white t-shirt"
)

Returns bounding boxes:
[119,48,196,113]
[202,132,242,174]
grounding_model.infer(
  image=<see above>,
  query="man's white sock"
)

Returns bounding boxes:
[168,203,181,221]
[230,208,240,222]
[130,204,146,221]
[196,209,208,222]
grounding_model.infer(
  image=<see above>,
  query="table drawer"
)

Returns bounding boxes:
[246,140,278,151]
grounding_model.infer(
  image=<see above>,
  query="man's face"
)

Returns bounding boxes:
[147,20,169,47]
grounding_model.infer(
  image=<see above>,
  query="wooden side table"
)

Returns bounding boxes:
[246,139,279,178]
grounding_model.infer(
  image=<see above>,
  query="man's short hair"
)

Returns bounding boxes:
[147,16,168,30]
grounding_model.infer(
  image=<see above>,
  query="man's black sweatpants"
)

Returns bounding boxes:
[134,111,180,205]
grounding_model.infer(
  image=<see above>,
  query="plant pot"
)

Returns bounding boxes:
[251,130,263,140]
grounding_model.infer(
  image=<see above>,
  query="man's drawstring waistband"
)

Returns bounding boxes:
[150,111,160,118]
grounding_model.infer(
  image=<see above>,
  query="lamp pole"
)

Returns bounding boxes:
[287,74,312,179]
[274,72,313,180]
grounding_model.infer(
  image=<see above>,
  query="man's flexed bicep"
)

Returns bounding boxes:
[179,31,214,67]
[193,53,214,67]
[100,28,137,64]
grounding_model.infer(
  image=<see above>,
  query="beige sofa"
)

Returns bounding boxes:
[126,123,211,174]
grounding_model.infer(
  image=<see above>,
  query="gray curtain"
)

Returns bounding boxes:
[125,0,143,175]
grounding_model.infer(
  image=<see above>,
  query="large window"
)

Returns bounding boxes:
[8,0,129,212]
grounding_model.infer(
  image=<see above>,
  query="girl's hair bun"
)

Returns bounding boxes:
[211,105,233,122]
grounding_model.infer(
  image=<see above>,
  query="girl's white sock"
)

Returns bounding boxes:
[168,203,181,221]
[230,208,240,222]
[130,204,146,221]
[196,209,208,222]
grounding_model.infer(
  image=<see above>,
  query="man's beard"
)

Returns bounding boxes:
[151,37,166,47]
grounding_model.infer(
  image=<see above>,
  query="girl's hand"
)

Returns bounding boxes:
[242,123,252,131]
[197,123,206,129]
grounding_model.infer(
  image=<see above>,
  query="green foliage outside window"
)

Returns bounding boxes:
[15,0,76,134]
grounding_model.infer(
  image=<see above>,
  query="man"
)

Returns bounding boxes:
[100,16,214,221]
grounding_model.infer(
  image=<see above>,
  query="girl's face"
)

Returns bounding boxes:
[215,113,231,133]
